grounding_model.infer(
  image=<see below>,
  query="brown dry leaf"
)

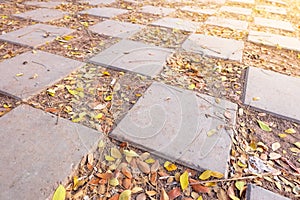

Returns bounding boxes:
[227,184,239,200]
[137,159,150,174]
[189,179,210,193]
[151,160,160,173]
[269,152,282,160]
[122,167,133,179]
[160,188,169,200]
[131,187,143,194]
[122,178,132,189]
[271,142,281,151]
[111,147,122,159]
[88,177,100,185]
[150,172,157,185]
[136,193,147,200]
[146,190,157,197]
[216,188,228,200]
[167,187,181,200]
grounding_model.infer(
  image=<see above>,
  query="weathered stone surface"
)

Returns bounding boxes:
[228,0,254,4]
[23,1,63,8]
[0,50,84,100]
[79,0,115,5]
[151,17,202,32]
[243,67,300,122]
[110,82,237,174]
[266,0,287,5]
[89,40,172,77]
[0,24,74,48]
[79,7,128,18]
[256,5,287,15]
[247,184,290,200]
[89,20,144,39]
[248,31,300,51]
[182,34,244,62]
[220,6,252,15]
[0,104,102,200]
[180,6,216,15]
[254,17,294,32]
[205,16,248,30]
[13,8,67,22]
[139,5,175,16]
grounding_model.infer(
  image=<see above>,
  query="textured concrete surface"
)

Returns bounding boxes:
[205,16,249,30]
[256,5,287,15]
[247,184,290,200]
[139,5,175,16]
[79,7,128,18]
[13,8,67,22]
[220,6,252,15]
[254,17,295,32]
[151,17,202,32]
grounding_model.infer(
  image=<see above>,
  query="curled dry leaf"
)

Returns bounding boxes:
[131,187,144,194]
[122,166,133,179]
[146,190,157,197]
[122,178,132,189]
[151,160,160,173]
[137,159,151,174]
[111,147,122,159]
[140,152,150,161]
[160,188,169,200]
[150,172,157,185]
[167,187,181,200]
[271,142,281,151]
[136,193,147,200]
[269,152,281,160]
[189,179,210,193]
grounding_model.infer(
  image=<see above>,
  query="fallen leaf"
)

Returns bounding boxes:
[228,185,239,200]
[189,179,210,193]
[131,187,143,194]
[197,196,203,200]
[104,95,112,101]
[47,88,56,96]
[207,129,217,137]
[93,103,107,110]
[111,147,122,159]
[164,161,177,171]
[160,188,169,200]
[145,158,155,164]
[199,170,212,180]
[94,113,103,119]
[257,120,272,132]
[278,133,287,138]
[105,155,115,162]
[137,160,150,174]
[269,152,281,160]
[122,167,133,179]
[109,194,119,200]
[188,83,196,90]
[252,97,260,101]
[235,181,246,196]
[109,178,119,186]
[211,171,224,178]
[52,185,66,200]
[290,147,300,153]
[285,128,296,134]
[124,150,139,157]
[62,35,74,41]
[146,190,157,196]
[122,178,131,189]
[180,171,189,190]
[150,160,160,173]
[294,142,300,149]
[119,190,131,200]
[167,187,181,200]
[16,73,24,77]
[271,142,281,151]
[102,71,111,76]
[275,181,282,191]
[136,193,146,200]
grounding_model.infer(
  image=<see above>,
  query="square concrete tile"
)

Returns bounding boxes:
[139,5,175,16]
[79,7,128,18]
[89,20,145,39]
[220,6,252,15]
[254,17,295,32]
[205,16,248,30]
[79,0,115,5]
[110,82,237,174]
[0,104,102,200]
[248,31,300,51]
[228,0,254,4]
[266,0,287,6]
[247,184,290,200]
[180,6,217,15]
[256,5,287,15]
[243,67,300,122]
[13,8,68,22]
[0,50,84,100]
[0,23,74,48]
[23,1,63,8]
[89,40,173,77]
[151,17,202,32]
[182,34,244,62]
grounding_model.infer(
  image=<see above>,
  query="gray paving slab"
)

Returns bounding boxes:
[247,184,290,200]
[79,0,115,5]
[256,5,287,15]
[266,0,287,5]
[180,6,217,15]
[89,20,145,39]
[79,7,128,18]
[0,50,84,100]
[89,40,173,77]
[243,67,300,122]
[220,6,252,15]
[248,31,300,51]
[182,34,244,62]
[205,16,248,30]
[254,17,295,32]
[0,105,102,200]
[23,1,63,8]
[228,0,254,4]
[110,82,237,174]
[151,17,202,32]
[0,23,74,48]
[139,5,175,16]
[13,8,68,22]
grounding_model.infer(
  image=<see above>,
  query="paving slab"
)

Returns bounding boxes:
[0,23,74,48]
[0,50,84,100]
[13,8,68,22]
[255,5,287,15]
[0,104,102,200]
[182,34,244,62]
[243,67,300,122]
[228,0,254,4]
[79,0,115,5]
[110,82,237,174]
[246,184,290,200]
[266,0,287,6]
[220,6,252,15]
[89,20,145,39]
[151,17,202,32]
[180,6,217,15]
[205,16,248,30]
[79,7,128,18]
[139,5,175,16]
[248,31,300,51]
[254,17,294,32]
[89,40,173,77]
[23,1,63,8]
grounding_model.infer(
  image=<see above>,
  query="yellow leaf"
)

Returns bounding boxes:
[298,54,300,59]
[278,133,287,138]
[275,181,282,191]
[294,142,300,149]
[180,171,189,190]
[237,160,247,168]
[290,147,300,153]
[252,97,260,101]
[62,35,74,41]
[197,196,203,200]
[98,140,105,148]
[109,178,119,186]
[102,71,110,76]
[188,83,196,90]
[285,128,296,134]
[16,73,24,77]
[104,95,112,101]
[52,185,66,200]
[47,88,56,96]
[229,195,240,200]
[119,190,131,200]
[105,155,115,162]
[205,182,216,187]
[94,113,103,119]
[111,147,122,159]
[145,158,155,164]
[80,21,89,27]
[211,171,224,178]
[164,161,177,171]
[199,170,212,180]
[207,129,217,137]
[3,104,11,108]
[235,181,245,191]
[123,150,139,157]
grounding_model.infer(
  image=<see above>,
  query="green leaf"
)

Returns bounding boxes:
[52,185,66,200]
[123,150,139,157]
[257,120,272,132]
[180,171,189,190]
[235,181,245,191]
[111,147,122,159]
[119,190,131,200]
